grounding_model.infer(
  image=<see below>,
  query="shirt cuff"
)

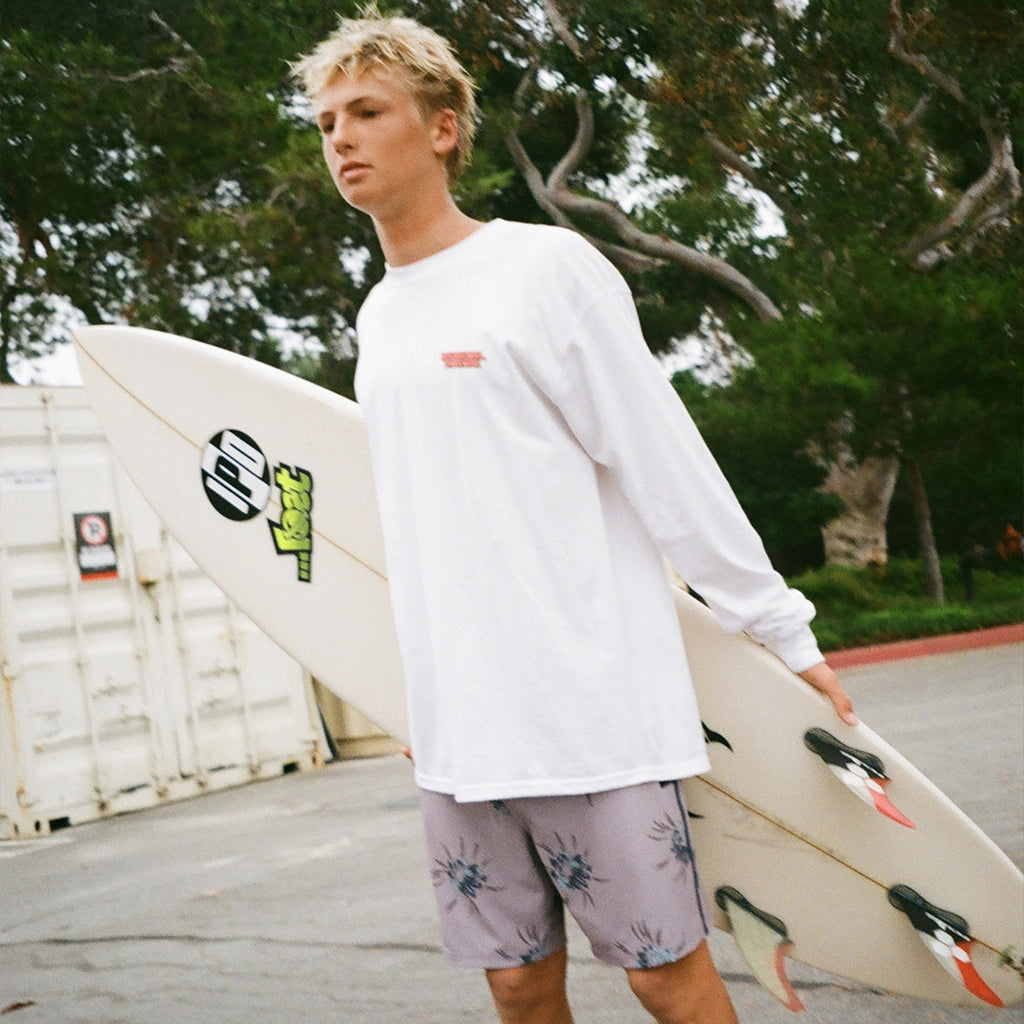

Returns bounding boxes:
[765,627,826,675]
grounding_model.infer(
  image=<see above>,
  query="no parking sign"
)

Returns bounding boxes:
[74,511,118,580]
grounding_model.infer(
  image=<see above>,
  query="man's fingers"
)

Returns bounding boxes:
[799,662,858,727]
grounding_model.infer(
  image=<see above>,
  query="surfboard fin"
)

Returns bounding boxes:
[888,884,1005,1007]
[702,721,733,751]
[716,887,805,1012]
[804,728,915,828]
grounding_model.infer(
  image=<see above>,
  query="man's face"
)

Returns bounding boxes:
[315,69,453,221]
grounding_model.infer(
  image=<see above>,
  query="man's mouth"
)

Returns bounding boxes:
[339,162,369,182]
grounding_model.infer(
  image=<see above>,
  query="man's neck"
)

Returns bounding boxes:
[374,197,484,267]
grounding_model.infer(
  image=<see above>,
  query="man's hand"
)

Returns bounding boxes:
[799,662,857,727]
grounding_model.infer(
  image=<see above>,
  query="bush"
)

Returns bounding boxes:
[789,564,887,611]
[788,557,1022,651]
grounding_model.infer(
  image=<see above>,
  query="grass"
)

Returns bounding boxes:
[787,557,1023,652]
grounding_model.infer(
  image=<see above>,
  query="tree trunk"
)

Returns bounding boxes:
[1,281,13,384]
[903,456,945,604]
[820,454,900,567]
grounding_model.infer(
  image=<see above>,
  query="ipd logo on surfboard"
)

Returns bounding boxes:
[201,428,314,582]
[201,429,271,521]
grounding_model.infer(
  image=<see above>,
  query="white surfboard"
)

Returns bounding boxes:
[73,325,1023,1011]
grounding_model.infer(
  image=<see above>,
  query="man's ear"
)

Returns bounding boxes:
[431,108,459,159]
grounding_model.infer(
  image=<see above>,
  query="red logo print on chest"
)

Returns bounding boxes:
[442,351,486,369]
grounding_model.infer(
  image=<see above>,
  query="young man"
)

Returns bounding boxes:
[293,15,856,1024]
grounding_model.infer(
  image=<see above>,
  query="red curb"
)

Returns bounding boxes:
[826,622,1024,669]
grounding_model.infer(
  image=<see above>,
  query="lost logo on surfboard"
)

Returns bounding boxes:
[200,428,314,582]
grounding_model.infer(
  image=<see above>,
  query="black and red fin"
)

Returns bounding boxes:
[888,884,1004,1007]
[804,728,915,828]
[716,887,805,1012]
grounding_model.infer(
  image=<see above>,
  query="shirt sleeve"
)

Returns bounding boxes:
[545,243,824,674]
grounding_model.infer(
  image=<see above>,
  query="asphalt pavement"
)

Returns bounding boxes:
[1,640,1021,1023]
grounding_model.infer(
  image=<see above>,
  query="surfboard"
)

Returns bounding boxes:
[72,324,1023,1011]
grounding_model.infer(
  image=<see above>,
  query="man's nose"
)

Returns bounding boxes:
[329,119,353,152]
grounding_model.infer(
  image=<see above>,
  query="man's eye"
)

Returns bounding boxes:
[319,121,334,135]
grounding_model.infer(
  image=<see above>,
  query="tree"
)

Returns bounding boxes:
[672,369,844,574]
[1,0,374,383]
[4,0,1019,600]
[732,0,1024,599]
[744,254,1023,594]
[414,0,1021,599]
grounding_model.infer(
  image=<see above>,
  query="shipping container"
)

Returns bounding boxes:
[0,386,329,838]
[313,679,401,761]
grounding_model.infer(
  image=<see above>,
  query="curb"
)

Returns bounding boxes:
[826,622,1024,669]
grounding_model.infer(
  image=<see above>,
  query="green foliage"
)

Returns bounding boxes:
[673,369,843,573]
[787,563,890,613]
[742,250,1024,462]
[1,0,367,383]
[2,0,1020,569]
[790,558,1023,650]
[886,435,1024,559]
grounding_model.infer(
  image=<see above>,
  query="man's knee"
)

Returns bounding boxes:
[487,963,548,1012]
[626,941,737,1024]
[486,949,570,1022]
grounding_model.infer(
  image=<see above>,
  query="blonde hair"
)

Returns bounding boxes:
[292,11,478,181]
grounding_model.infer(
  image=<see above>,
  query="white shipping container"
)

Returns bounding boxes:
[0,386,328,838]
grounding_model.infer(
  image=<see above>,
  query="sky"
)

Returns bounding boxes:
[10,343,84,386]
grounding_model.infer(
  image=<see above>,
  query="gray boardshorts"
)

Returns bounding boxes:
[419,779,710,971]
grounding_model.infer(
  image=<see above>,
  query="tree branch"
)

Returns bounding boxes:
[886,3,964,102]
[505,99,782,317]
[901,127,1020,262]
[548,92,593,193]
[700,130,827,254]
[548,178,783,319]
[505,126,658,276]
[887,0,1022,265]
[896,93,931,136]
[77,11,202,84]
[505,0,783,319]
[538,0,583,58]
[148,10,201,60]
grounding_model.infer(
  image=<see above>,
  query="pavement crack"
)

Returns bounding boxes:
[2,935,443,955]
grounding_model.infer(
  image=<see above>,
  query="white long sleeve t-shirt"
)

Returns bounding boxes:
[355,219,823,802]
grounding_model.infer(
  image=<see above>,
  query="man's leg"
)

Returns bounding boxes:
[485,948,575,1024]
[419,789,571,1020]
[625,940,738,1024]
[505,781,734,1023]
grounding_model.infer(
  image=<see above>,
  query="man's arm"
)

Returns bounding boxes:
[532,233,858,728]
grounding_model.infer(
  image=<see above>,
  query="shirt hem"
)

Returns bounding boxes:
[415,755,713,803]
